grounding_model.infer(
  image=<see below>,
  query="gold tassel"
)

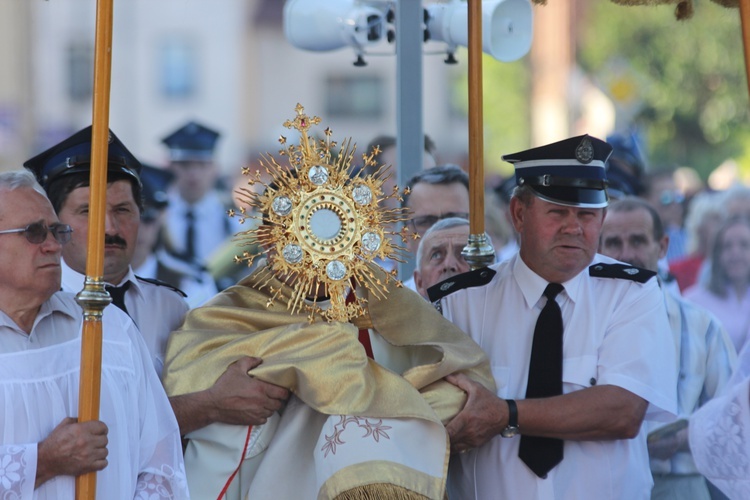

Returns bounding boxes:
[334,483,431,500]
[536,0,737,13]
[609,0,677,6]
[709,0,739,8]
[675,0,694,19]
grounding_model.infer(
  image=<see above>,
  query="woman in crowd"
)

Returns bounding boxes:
[669,191,724,292]
[685,216,750,353]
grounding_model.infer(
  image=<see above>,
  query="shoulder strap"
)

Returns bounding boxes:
[588,263,656,284]
[155,261,188,293]
[135,274,187,297]
[427,267,496,303]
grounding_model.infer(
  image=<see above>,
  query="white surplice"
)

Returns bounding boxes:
[690,340,750,500]
[0,291,188,499]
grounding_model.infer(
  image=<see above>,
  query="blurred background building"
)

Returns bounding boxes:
[0,0,748,186]
[0,0,475,176]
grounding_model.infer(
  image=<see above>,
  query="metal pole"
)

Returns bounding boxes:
[396,0,424,280]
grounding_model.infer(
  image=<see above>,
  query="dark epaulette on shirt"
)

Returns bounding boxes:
[588,263,656,284]
[427,267,496,303]
[135,275,187,297]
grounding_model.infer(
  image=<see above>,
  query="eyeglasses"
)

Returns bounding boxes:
[0,221,73,245]
[409,212,470,235]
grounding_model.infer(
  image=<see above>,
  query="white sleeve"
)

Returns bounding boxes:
[729,341,750,388]
[690,376,750,499]
[701,316,737,405]
[0,443,37,499]
[120,319,189,499]
[594,279,678,422]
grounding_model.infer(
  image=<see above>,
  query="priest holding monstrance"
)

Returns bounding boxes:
[162,105,495,499]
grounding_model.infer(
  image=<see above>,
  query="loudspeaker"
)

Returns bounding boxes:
[427,0,533,62]
[284,0,385,52]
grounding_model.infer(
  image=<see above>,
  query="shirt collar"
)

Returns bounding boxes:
[0,291,77,338]
[34,293,78,332]
[61,259,144,299]
[169,188,219,213]
[512,253,586,308]
[133,254,158,279]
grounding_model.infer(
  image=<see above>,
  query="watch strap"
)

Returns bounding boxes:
[506,399,518,428]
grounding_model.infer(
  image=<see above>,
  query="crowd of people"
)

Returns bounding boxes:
[1,118,749,499]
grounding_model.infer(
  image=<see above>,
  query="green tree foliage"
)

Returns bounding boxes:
[451,49,530,176]
[578,0,749,178]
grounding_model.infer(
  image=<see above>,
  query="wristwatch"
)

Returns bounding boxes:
[500,399,520,438]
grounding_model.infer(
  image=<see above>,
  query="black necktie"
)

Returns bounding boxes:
[106,281,131,315]
[519,282,565,478]
[185,209,195,262]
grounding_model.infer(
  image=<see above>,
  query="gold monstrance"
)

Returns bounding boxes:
[230,104,412,323]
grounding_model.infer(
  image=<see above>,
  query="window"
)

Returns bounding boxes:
[325,75,384,118]
[160,38,197,99]
[67,42,93,102]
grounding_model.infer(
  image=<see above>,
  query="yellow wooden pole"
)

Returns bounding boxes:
[741,0,750,102]
[468,0,485,236]
[75,0,114,497]
[462,0,495,269]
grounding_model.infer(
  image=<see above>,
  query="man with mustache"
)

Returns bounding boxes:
[24,126,188,377]
[430,135,679,499]
[24,127,289,437]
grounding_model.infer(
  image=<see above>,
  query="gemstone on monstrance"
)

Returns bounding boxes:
[308,165,329,186]
[361,232,381,253]
[352,185,373,206]
[272,196,292,216]
[326,260,347,280]
[282,244,303,264]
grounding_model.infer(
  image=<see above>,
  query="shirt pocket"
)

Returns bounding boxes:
[563,355,598,392]
[491,365,511,399]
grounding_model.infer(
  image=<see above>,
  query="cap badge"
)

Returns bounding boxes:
[624,268,639,275]
[575,137,594,164]
[440,281,456,292]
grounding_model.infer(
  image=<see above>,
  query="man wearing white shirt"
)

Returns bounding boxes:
[413,217,471,299]
[24,126,289,438]
[133,164,218,309]
[599,196,737,500]
[431,135,678,499]
[401,165,470,291]
[161,121,242,278]
[25,126,189,377]
[0,170,188,499]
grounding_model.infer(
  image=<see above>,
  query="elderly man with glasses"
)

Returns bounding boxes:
[0,169,187,499]
[401,165,470,291]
